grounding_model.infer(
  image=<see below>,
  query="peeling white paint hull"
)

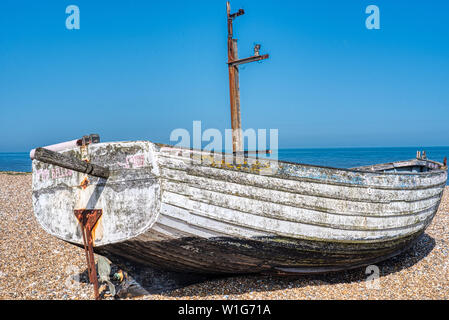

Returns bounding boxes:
[32,141,448,274]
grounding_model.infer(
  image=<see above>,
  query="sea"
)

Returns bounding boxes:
[1,146,448,184]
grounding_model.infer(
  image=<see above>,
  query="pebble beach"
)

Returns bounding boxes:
[0,172,448,300]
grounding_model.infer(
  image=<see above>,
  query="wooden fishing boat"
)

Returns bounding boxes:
[31,139,448,275]
[29,1,448,299]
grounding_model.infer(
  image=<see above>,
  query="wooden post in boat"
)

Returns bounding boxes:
[226,1,269,153]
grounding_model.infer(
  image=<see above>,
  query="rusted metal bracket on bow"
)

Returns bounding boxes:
[74,209,103,300]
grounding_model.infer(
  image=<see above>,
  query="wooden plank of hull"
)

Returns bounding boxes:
[161,171,443,219]
[155,152,444,242]
[31,141,448,274]
[159,164,445,204]
[162,189,439,233]
[94,227,426,274]
[157,148,447,189]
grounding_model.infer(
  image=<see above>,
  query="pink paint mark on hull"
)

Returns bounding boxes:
[36,167,73,181]
[116,154,146,169]
[51,167,73,179]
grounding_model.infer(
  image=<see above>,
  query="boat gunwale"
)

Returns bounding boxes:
[38,140,446,177]
[160,159,447,193]
[153,142,448,177]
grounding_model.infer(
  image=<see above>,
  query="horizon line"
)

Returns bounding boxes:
[1,145,449,153]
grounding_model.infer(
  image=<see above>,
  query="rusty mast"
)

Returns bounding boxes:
[226,1,269,153]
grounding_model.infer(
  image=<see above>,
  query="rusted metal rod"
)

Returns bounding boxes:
[228,54,269,67]
[34,147,110,179]
[74,209,103,300]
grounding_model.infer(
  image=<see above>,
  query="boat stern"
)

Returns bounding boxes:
[31,140,161,246]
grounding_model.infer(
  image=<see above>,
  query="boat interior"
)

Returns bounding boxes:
[352,158,446,173]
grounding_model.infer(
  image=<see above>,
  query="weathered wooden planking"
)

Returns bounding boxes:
[156,148,447,189]
[159,165,444,203]
[95,228,426,274]
[158,195,435,241]
[160,184,438,231]
[32,141,448,274]
[159,169,442,216]
[32,141,161,245]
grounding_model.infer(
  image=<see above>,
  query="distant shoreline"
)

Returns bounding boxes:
[0,171,31,174]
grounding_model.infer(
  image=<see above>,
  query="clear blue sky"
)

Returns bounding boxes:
[0,0,448,152]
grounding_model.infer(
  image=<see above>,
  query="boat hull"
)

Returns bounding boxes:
[31,141,447,274]
[94,229,425,275]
